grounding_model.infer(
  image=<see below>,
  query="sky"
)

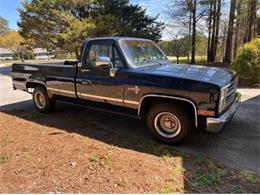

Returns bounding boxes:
[0,0,233,40]
[0,0,23,30]
[0,0,170,37]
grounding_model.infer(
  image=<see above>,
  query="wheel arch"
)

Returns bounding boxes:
[25,81,50,96]
[138,94,198,127]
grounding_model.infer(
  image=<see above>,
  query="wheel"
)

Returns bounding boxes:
[147,103,192,144]
[33,86,55,113]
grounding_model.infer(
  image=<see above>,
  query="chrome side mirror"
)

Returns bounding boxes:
[95,56,111,67]
[109,67,118,77]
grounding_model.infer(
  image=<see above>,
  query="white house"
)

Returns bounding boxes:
[33,48,55,60]
[0,48,14,60]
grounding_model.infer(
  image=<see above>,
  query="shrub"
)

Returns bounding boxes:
[232,38,260,85]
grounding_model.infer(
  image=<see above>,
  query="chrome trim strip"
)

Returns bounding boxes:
[21,64,74,68]
[124,100,139,105]
[48,88,139,105]
[59,89,75,95]
[80,93,123,103]
[48,87,59,92]
[138,94,198,127]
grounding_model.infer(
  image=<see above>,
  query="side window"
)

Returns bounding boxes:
[86,42,123,68]
[87,44,113,67]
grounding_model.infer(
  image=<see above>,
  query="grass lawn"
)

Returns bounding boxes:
[167,56,208,64]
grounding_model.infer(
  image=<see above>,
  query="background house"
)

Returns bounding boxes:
[0,48,14,60]
[33,48,55,60]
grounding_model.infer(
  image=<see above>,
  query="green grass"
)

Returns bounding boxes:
[192,171,224,186]
[89,154,111,165]
[1,137,13,148]
[239,172,259,184]
[192,155,227,187]
[31,131,45,137]
[0,154,9,163]
[167,56,207,64]
[228,186,245,193]
[194,156,215,168]
[160,184,173,194]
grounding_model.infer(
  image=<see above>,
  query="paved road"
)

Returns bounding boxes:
[0,64,259,174]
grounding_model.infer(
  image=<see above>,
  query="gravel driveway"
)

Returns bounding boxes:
[0,64,259,174]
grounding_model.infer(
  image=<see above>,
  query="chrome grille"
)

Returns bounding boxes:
[223,78,238,109]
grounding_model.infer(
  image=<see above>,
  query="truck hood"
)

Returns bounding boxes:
[137,63,236,87]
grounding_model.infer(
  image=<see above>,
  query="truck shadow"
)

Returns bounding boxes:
[1,96,259,172]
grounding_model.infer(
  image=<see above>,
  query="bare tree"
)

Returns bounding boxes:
[212,0,221,61]
[191,0,197,64]
[244,0,257,43]
[223,0,236,63]
[233,0,241,58]
[207,0,222,62]
[207,0,213,62]
[166,0,209,64]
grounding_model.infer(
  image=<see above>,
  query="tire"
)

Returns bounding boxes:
[147,103,192,144]
[33,86,55,113]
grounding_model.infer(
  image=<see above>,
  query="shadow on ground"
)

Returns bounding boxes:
[0,96,260,193]
[1,95,260,173]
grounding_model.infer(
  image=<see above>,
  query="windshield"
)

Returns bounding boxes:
[120,39,168,67]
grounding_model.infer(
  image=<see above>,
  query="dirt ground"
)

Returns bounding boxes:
[0,108,259,193]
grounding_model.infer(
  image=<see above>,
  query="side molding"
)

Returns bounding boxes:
[138,94,198,127]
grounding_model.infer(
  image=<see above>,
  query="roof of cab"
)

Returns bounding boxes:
[86,36,152,42]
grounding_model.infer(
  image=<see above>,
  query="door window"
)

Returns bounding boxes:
[86,42,123,68]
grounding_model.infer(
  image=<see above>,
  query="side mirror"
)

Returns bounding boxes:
[95,56,111,67]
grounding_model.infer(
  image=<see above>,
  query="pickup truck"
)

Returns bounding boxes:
[11,37,240,144]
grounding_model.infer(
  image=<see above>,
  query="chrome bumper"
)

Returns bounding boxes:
[206,92,241,133]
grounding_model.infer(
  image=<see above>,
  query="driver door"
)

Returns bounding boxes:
[77,40,124,107]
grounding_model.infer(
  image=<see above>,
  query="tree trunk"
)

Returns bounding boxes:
[212,0,221,61]
[176,55,179,64]
[207,0,213,62]
[244,0,256,43]
[210,0,217,62]
[188,10,192,62]
[223,0,236,63]
[248,0,256,41]
[233,0,241,59]
[75,47,80,60]
[221,21,228,61]
[191,0,196,64]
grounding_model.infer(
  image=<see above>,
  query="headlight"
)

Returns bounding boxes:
[218,86,228,113]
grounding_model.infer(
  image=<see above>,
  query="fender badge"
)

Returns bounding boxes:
[128,86,140,94]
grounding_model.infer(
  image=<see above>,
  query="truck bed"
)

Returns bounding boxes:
[11,61,78,93]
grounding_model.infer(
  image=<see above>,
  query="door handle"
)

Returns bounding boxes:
[81,80,92,85]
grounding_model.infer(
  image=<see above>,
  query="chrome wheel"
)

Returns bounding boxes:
[154,112,181,138]
[34,91,46,109]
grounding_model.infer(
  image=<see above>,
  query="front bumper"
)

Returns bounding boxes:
[206,92,241,133]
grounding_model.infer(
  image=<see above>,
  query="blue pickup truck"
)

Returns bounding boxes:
[11,37,240,144]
